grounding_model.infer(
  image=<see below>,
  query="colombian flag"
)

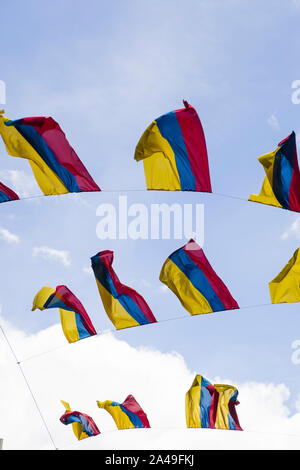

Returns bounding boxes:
[91,250,157,329]
[0,113,100,196]
[60,402,100,440]
[134,101,212,192]
[249,131,300,212]
[32,285,97,343]
[160,239,239,315]
[269,248,300,303]
[185,375,242,430]
[0,181,19,203]
[97,395,150,430]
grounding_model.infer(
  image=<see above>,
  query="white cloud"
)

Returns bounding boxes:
[281,217,300,240]
[0,317,299,450]
[82,265,93,275]
[0,169,40,198]
[267,113,280,130]
[140,279,152,288]
[0,227,19,244]
[159,285,169,293]
[32,246,71,266]
[295,394,300,413]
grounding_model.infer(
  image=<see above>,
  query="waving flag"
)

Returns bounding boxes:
[91,250,157,329]
[134,101,211,192]
[249,132,300,212]
[97,395,150,430]
[60,401,100,440]
[32,285,97,343]
[269,248,300,303]
[0,113,100,196]
[0,181,19,203]
[159,239,239,315]
[186,375,242,430]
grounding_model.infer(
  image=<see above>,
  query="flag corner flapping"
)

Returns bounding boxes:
[32,285,96,342]
[249,131,300,213]
[91,250,157,329]
[0,181,19,203]
[159,239,239,315]
[185,374,242,431]
[97,394,150,430]
[134,100,212,192]
[0,112,100,197]
[60,407,100,440]
[269,248,300,303]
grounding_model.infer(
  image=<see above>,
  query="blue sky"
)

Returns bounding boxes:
[1,0,300,449]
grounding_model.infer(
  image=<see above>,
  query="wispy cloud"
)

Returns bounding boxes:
[267,113,280,130]
[0,170,40,198]
[281,217,300,240]
[159,284,169,293]
[140,279,152,288]
[32,246,71,266]
[0,227,19,244]
[82,265,93,275]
